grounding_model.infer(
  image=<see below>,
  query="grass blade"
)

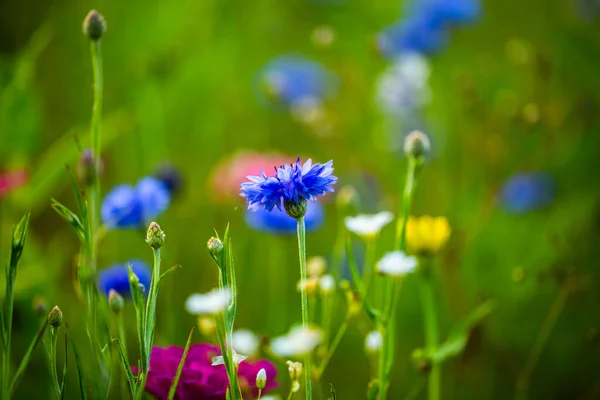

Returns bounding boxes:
[9,319,50,396]
[67,328,87,400]
[112,338,136,396]
[60,334,68,400]
[167,328,195,400]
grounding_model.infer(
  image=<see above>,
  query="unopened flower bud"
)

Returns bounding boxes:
[403,130,431,160]
[108,289,124,314]
[256,368,267,390]
[146,222,165,249]
[82,10,106,41]
[284,198,308,219]
[287,361,303,381]
[207,237,224,258]
[307,256,326,277]
[48,306,63,328]
[77,149,102,186]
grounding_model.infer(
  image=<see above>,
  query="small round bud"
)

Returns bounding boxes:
[48,306,63,328]
[207,237,224,257]
[256,368,267,390]
[82,10,106,41]
[146,222,165,249]
[365,330,383,354]
[286,360,303,381]
[284,198,308,219]
[32,296,48,317]
[77,149,102,187]
[307,256,326,277]
[108,289,124,314]
[403,130,431,160]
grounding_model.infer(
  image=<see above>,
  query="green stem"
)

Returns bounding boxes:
[89,40,103,245]
[49,327,61,399]
[314,313,351,380]
[296,217,312,400]
[419,261,440,400]
[9,319,50,397]
[2,257,18,399]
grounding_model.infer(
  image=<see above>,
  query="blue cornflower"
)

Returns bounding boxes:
[257,55,337,107]
[499,172,555,214]
[97,259,152,297]
[409,0,480,25]
[245,201,325,235]
[154,163,183,196]
[101,177,170,230]
[240,158,336,218]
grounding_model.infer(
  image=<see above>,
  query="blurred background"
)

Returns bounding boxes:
[1,0,600,398]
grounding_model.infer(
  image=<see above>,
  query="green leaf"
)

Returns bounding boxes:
[60,334,68,400]
[9,319,50,396]
[51,199,84,242]
[168,328,195,400]
[159,264,181,281]
[112,338,136,397]
[327,383,337,400]
[226,238,237,331]
[432,301,495,364]
[67,329,87,400]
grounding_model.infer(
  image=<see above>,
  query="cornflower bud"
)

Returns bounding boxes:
[108,289,124,314]
[146,221,165,249]
[82,10,106,41]
[48,306,63,328]
[256,368,267,390]
[284,198,308,219]
[207,237,224,258]
[403,130,431,161]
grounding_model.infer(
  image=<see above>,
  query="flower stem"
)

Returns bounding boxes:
[49,327,61,399]
[377,157,420,400]
[89,40,103,243]
[418,259,440,400]
[296,216,312,400]
[314,312,351,380]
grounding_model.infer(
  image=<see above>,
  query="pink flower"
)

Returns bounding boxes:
[0,169,28,198]
[133,344,277,400]
[210,151,292,202]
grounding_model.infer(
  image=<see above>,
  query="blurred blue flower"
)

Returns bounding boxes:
[98,259,152,297]
[499,172,555,214]
[245,201,325,235]
[378,0,480,57]
[154,163,183,196]
[101,177,170,230]
[257,55,337,107]
[241,158,337,212]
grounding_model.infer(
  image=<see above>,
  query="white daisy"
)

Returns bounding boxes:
[345,211,394,237]
[270,326,323,357]
[376,251,418,277]
[185,288,232,315]
[232,329,260,357]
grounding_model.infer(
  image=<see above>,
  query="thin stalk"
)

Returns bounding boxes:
[296,217,312,400]
[9,319,49,397]
[2,257,18,399]
[419,261,440,400]
[89,40,103,245]
[314,312,351,380]
[49,328,62,399]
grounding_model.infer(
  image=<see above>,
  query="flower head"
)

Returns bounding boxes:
[376,251,418,277]
[101,177,170,230]
[257,55,337,108]
[97,259,151,297]
[499,172,555,214]
[270,326,323,358]
[244,201,324,235]
[406,216,451,256]
[185,288,232,316]
[132,344,277,400]
[345,211,394,238]
[232,329,260,357]
[241,158,336,215]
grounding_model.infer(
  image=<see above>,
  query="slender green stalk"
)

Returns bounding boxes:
[314,312,351,380]
[9,319,49,397]
[377,157,420,400]
[296,217,312,400]
[49,328,62,399]
[419,259,440,400]
[89,40,103,245]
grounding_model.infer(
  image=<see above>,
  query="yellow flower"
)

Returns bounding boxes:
[406,216,451,256]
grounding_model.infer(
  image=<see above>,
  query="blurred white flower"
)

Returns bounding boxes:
[211,349,247,366]
[185,288,232,315]
[232,329,260,357]
[365,330,383,353]
[376,251,418,277]
[376,53,431,118]
[319,274,336,295]
[261,396,282,400]
[271,326,323,357]
[307,256,326,277]
[345,211,394,237]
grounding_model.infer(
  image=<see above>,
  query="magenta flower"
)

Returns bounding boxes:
[132,344,277,400]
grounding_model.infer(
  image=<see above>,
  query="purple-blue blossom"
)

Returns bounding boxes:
[101,177,170,230]
[98,259,152,297]
[499,172,555,214]
[240,158,337,212]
